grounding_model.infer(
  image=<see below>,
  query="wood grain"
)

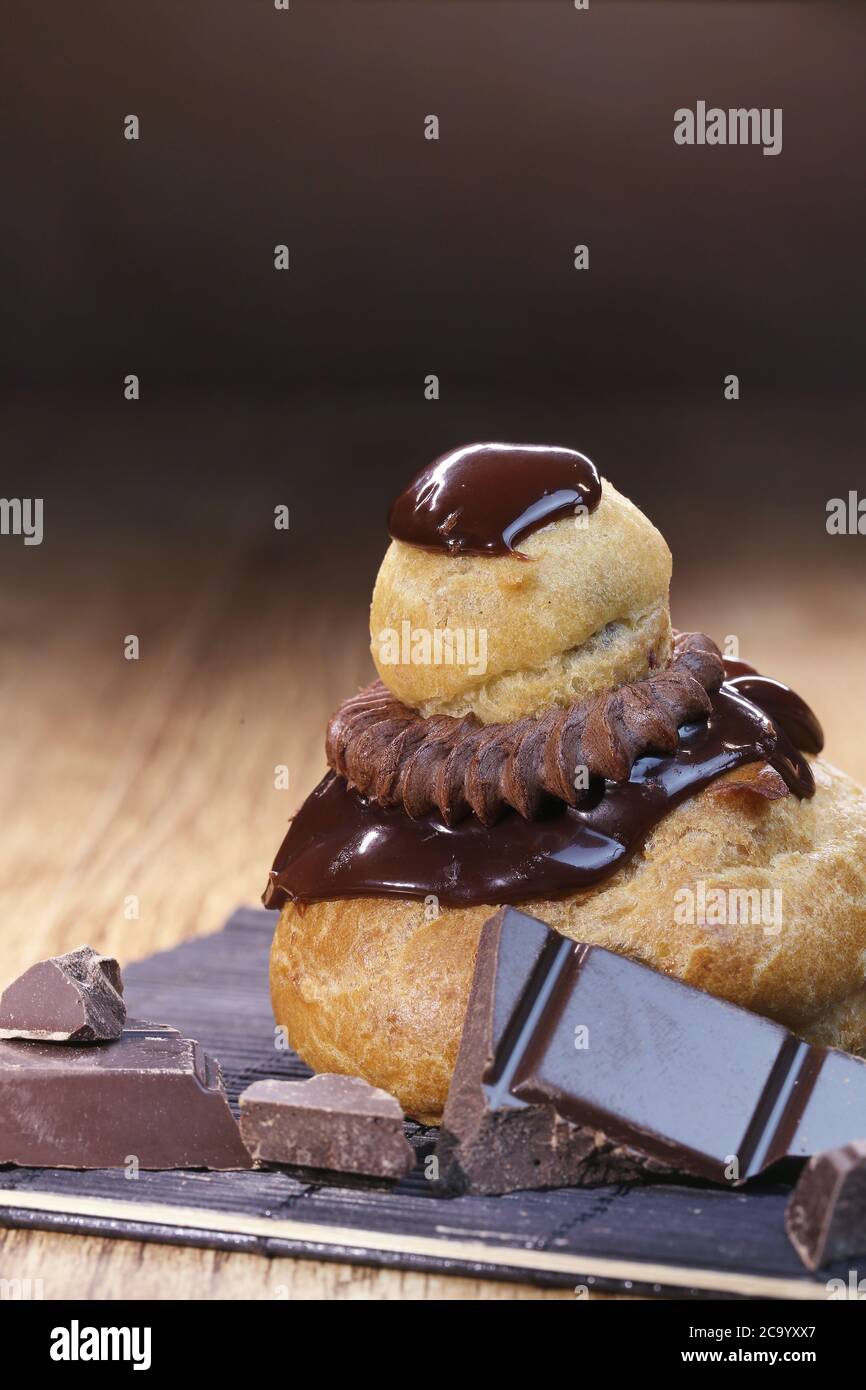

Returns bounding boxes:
[0,1227,581,1301]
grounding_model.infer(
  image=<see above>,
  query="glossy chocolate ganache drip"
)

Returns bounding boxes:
[387,443,602,557]
[264,655,823,911]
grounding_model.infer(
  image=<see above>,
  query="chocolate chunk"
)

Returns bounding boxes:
[494,916,866,1184]
[435,908,670,1195]
[786,1141,866,1270]
[0,945,126,1042]
[0,1021,251,1169]
[239,1074,415,1179]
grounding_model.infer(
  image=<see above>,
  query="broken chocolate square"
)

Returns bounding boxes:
[786,1141,866,1270]
[239,1073,415,1179]
[435,907,669,1195]
[0,1020,251,1169]
[0,945,126,1043]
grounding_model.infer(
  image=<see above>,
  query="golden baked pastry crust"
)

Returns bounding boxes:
[270,894,483,1125]
[369,478,673,724]
[270,756,866,1121]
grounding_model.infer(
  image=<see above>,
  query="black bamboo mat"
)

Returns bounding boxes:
[0,908,848,1298]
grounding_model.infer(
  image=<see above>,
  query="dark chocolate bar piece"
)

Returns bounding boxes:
[786,1141,866,1269]
[436,908,670,1195]
[0,1020,251,1169]
[0,945,126,1043]
[492,911,866,1183]
[239,1074,415,1178]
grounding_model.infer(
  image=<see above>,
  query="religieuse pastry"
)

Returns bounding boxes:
[264,443,866,1124]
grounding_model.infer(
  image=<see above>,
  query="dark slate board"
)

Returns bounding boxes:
[0,908,844,1298]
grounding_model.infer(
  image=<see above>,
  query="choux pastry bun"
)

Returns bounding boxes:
[371,472,672,725]
[265,443,866,1128]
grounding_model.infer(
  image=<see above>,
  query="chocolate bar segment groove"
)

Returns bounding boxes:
[436,909,671,1195]
[501,921,866,1183]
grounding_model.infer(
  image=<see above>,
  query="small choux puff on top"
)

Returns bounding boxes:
[369,478,672,724]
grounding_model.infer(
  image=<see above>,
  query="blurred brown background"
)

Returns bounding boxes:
[1,0,865,978]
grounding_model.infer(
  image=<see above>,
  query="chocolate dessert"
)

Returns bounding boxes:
[265,443,866,1127]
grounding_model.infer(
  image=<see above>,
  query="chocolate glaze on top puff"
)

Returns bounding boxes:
[388,442,602,557]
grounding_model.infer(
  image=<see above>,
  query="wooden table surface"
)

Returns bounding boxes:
[2,402,864,1299]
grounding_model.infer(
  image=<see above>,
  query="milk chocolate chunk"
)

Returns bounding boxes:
[0,1021,252,1169]
[0,945,126,1042]
[239,1074,415,1178]
[785,1141,866,1270]
[505,926,866,1184]
[435,908,670,1195]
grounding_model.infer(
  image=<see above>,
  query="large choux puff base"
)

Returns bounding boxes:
[270,758,866,1122]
